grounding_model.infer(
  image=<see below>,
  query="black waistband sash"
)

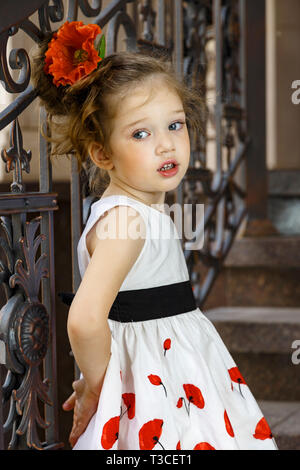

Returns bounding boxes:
[58,280,197,323]
[108,280,197,322]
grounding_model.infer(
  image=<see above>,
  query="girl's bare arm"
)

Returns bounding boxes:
[67,205,146,395]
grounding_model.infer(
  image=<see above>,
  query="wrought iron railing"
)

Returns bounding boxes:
[182,0,249,307]
[0,0,257,450]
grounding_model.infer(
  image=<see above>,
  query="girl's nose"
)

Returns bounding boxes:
[155,131,175,154]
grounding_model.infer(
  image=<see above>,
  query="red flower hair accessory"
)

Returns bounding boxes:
[43,20,106,87]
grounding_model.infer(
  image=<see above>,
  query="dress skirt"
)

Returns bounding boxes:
[73,304,278,450]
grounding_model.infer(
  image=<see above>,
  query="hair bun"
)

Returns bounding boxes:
[30,33,69,116]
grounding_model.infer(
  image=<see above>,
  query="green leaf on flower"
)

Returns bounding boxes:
[96,34,106,60]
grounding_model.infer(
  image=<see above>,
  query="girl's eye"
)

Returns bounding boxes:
[169,121,186,131]
[133,130,149,140]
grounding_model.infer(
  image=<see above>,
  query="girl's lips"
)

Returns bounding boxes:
[157,159,178,171]
[157,164,179,177]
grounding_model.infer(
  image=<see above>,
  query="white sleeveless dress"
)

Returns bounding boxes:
[73,195,278,451]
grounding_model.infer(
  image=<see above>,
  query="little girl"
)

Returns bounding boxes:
[32,21,278,451]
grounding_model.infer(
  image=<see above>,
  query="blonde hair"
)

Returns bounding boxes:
[30,34,206,196]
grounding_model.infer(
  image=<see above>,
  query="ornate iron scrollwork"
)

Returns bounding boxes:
[1,118,32,193]
[0,216,51,450]
[79,0,102,18]
[0,26,31,94]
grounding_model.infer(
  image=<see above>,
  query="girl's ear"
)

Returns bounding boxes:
[88,142,114,170]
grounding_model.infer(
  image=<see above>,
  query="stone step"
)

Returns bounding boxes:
[203,307,300,401]
[258,400,300,450]
[224,235,300,268]
[204,306,300,353]
[202,236,300,310]
[213,266,300,308]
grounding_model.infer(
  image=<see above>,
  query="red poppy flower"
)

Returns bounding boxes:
[44,21,102,87]
[148,374,167,397]
[228,367,247,397]
[253,417,273,440]
[183,384,205,409]
[122,393,135,419]
[228,367,247,385]
[148,374,162,386]
[224,410,235,437]
[139,419,164,450]
[163,338,171,356]
[176,397,183,408]
[101,416,120,449]
[194,442,216,450]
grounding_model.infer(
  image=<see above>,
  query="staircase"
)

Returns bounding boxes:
[203,170,300,450]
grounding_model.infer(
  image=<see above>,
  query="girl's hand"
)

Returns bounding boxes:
[62,377,100,448]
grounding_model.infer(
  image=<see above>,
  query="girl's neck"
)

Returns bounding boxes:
[101,185,166,209]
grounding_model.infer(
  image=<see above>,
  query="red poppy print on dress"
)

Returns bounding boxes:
[148,374,167,397]
[176,397,183,408]
[224,410,235,437]
[253,417,273,440]
[194,442,216,450]
[177,395,190,415]
[139,419,164,450]
[163,338,171,356]
[183,384,205,409]
[121,393,135,419]
[177,384,205,416]
[101,416,120,449]
[228,367,247,398]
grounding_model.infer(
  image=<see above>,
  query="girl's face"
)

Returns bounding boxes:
[104,79,190,202]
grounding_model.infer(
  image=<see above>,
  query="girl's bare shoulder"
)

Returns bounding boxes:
[86,204,146,258]
[74,206,146,318]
